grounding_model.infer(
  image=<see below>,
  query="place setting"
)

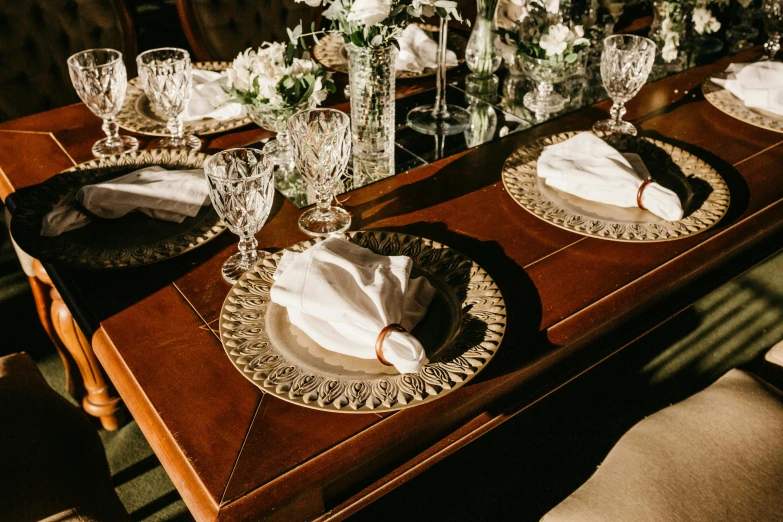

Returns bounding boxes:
[503,34,730,242]
[702,0,783,133]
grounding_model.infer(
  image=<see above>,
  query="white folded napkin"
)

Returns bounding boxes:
[712,62,783,116]
[396,25,458,73]
[181,70,244,122]
[537,133,685,221]
[41,166,210,236]
[270,236,436,374]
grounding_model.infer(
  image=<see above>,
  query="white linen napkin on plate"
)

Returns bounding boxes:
[181,70,244,122]
[712,62,783,116]
[537,133,685,221]
[41,166,210,236]
[270,236,436,374]
[396,25,458,73]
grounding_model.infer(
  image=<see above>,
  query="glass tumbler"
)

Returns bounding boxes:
[205,148,275,284]
[593,35,657,136]
[289,109,352,236]
[136,48,201,151]
[67,49,139,158]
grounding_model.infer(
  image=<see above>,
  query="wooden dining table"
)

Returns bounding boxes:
[2,45,782,521]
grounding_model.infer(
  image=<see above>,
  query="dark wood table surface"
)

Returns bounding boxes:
[2,46,782,521]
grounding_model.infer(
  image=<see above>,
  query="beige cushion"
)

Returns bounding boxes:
[542,369,783,522]
[0,353,129,522]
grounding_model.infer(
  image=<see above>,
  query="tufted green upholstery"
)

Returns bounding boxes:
[0,0,134,121]
[176,0,318,62]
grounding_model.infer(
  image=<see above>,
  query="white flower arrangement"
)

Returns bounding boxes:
[293,0,463,48]
[223,42,335,110]
[498,0,590,63]
[692,6,721,34]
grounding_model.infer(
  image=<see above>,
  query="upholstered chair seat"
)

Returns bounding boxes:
[542,347,783,522]
[0,353,129,521]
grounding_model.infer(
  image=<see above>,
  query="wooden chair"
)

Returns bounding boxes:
[541,340,783,522]
[175,0,319,61]
[0,353,129,521]
[0,0,136,121]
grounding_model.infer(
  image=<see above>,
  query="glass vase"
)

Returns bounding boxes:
[649,0,688,71]
[519,53,577,117]
[466,0,502,78]
[346,43,396,175]
[245,99,313,173]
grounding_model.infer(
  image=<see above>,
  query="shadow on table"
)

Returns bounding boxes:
[641,129,750,229]
[378,221,545,383]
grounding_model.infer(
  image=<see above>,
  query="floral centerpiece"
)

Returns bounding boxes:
[223,41,335,171]
[292,0,463,171]
[692,3,722,35]
[498,0,590,115]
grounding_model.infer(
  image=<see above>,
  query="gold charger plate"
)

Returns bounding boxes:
[10,150,226,269]
[116,61,252,137]
[220,230,507,413]
[703,75,783,134]
[502,132,730,242]
[312,24,467,79]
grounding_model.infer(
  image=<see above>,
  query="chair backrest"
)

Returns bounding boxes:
[176,0,318,62]
[0,0,137,121]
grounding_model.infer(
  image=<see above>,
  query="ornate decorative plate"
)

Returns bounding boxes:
[312,25,467,79]
[220,230,507,413]
[703,75,783,134]
[10,150,226,269]
[116,61,252,137]
[502,132,730,242]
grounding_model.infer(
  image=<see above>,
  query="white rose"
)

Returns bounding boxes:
[296,0,323,6]
[289,58,315,79]
[539,23,571,57]
[661,32,679,62]
[543,0,560,13]
[347,0,392,26]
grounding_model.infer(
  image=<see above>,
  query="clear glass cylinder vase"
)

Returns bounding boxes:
[346,43,397,170]
[466,1,502,78]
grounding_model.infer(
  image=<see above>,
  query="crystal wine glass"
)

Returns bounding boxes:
[406,16,470,135]
[762,0,783,60]
[289,109,352,236]
[67,49,139,158]
[205,148,275,284]
[136,48,201,151]
[593,35,656,136]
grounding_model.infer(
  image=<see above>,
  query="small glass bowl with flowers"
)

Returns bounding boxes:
[498,0,590,115]
[224,40,336,172]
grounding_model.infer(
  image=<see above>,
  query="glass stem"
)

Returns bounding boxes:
[277,128,293,168]
[237,235,259,267]
[316,188,332,217]
[537,80,553,100]
[102,117,121,147]
[610,100,627,125]
[167,116,184,140]
[433,16,450,120]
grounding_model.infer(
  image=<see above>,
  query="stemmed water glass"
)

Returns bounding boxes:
[406,16,470,135]
[593,35,656,136]
[67,49,139,158]
[136,48,201,151]
[290,109,352,236]
[762,0,783,60]
[205,148,275,284]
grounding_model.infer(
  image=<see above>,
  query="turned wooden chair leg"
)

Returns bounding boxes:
[33,261,122,431]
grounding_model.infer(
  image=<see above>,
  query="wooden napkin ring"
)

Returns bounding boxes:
[637,178,654,211]
[375,323,406,366]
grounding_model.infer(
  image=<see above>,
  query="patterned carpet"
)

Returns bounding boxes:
[2,203,781,520]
